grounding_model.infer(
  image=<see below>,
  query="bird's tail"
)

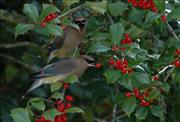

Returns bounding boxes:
[21,79,43,99]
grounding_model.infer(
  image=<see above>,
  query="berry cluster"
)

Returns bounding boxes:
[35,116,51,122]
[125,88,150,107]
[54,114,67,122]
[108,58,133,74]
[128,0,158,13]
[54,95,73,122]
[41,12,58,27]
[112,33,133,51]
[56,95,73,112]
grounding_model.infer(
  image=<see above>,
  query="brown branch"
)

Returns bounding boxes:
[0,53,36,71]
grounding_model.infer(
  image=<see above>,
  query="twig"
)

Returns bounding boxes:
[165,21,179,39]
[0,53,36,71]
[0,42,32,48]
[58,5,83,19]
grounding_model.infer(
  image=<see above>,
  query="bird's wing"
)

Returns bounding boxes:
[30,58,78,79]
[46,36,65,54]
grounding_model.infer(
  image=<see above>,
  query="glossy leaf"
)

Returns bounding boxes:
[110,22,124,44]
[23,3,39,22]
[10,108,31,122]
[15,24,34,38]
[122,97,137,117]
[108,1,128,16]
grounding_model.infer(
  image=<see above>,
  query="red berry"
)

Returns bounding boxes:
[51,13,57,19]
[125,92,132,97]
[45,15,52,21]
[137,95,144,100]
[119,47,126,51]
[140,100,146,106]
[66,103,72,109]
[174,59,180,68]
[57,103,65,112]
[40,22,46,27]
[175,48,180,55]
[35,119,41,122]
[66,95,73,102]
[144,101,150,106]
[161,15,167,22]
[122,59,128,67]
[54,115,61,122]
[152,76,159,81]
[55,100,62,105]
[44,120,52,122]
[125,33,129,38]
[108,58,115,65]
[116,60,122,65]
[133,88,140,97]
[96,63,102,68]
[63,83,69,89]
[40,116,45,121]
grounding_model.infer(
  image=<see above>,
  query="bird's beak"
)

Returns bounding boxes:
[88,63,96,67]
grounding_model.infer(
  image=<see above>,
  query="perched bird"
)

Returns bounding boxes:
[46,16,88,62]
[23,55,96,97]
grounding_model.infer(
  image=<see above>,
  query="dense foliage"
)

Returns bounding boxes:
[0,0,180,122]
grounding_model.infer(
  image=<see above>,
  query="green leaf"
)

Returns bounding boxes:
[168,7,180,19]
[88,43,111,53]
[122,97,137,117]
[145,12,161,24]
[64,75,79,83]
[108,1,128,16]
[120,75,133,90]
[161,83,170,94]
[15,24,34,38]
[150,105,164,120]
[132,72,150,84]
[135,107,148,120]
[128,8,146,23]
[35,24,63,36]
[50,82,62,92]
[153,0,165,12]
[28,97,45,111]
[110,22,124,44]
[49,0,53,4]
[104,69,121,84]
[31,100,45,111]
[43,108,60,121]
[51,92,63,99]
[84,0,107,15]
[63,0,79,6]
[39,6,60,22]
[10,108,31,122]
[65,107,84,113]
[148,89,160,100]
[23,3,39,22]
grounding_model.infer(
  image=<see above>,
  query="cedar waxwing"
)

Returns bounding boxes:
[23,55,96,97]
[46,15,88,62]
